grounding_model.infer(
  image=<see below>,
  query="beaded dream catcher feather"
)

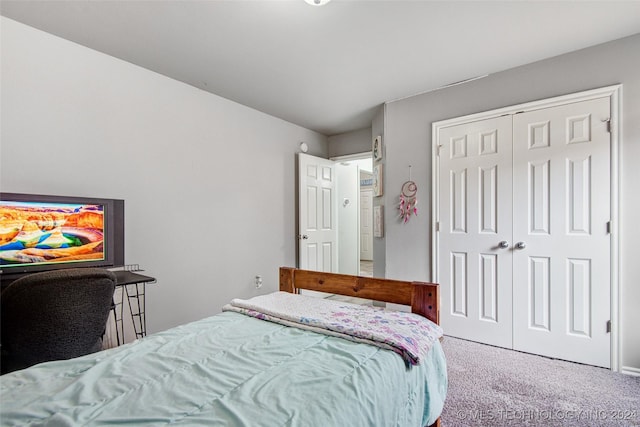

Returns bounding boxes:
[399,166,418,223]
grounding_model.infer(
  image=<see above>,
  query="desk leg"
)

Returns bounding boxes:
[111,287,125,346]
[125,282,147,339]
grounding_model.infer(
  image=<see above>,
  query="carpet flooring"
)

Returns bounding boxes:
[440,336,640,426]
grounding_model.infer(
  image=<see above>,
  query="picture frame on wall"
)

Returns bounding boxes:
[373,164,383,197]
[372,135,383,162]
[374,205,384,237]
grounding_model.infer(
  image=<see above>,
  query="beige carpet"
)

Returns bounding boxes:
[440,336,640,426]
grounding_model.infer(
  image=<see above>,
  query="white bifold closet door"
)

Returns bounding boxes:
[438,97,611,368]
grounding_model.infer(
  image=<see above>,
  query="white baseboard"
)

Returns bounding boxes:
[620,366,640,377]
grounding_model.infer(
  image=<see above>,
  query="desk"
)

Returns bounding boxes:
[111,270,155,345]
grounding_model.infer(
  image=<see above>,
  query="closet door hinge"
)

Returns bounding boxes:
[606,320,612,333]
[606,221,611,234]
[435,222,440,232]
[603,118,611,133]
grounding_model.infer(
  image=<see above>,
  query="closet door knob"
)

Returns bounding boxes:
[498,241,509,249]
[515,241,526,249]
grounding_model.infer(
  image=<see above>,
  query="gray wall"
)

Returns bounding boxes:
[382,33,640,373]
[328,127,372,158]
[0,18,328,337]
[371,106,386,279]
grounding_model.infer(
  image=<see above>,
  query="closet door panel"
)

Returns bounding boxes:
[438,116,513,348]
[512,97,611,368]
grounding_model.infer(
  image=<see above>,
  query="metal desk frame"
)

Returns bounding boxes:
[110,266,156,345]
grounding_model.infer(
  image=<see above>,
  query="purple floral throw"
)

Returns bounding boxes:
[222,291,443,366]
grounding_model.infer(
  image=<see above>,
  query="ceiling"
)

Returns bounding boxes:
[2,1,640,136]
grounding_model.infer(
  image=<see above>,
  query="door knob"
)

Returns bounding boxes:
[498,241,509,249]
[515,241,526,249]
[299,234,309,240]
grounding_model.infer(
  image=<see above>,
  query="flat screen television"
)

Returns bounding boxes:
[0,193,124,281]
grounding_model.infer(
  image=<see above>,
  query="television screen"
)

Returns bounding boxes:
[0,201,106,267]
[0,193,124,279]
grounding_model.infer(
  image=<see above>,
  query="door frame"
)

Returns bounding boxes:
[431,85,622,371]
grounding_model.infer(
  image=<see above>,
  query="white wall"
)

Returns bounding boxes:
[350,158,372,173]
[336,163,359,276]
[381,34,640,373]
[0,17,328,338]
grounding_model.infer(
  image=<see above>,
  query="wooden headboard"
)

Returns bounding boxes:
[279,267,440,325]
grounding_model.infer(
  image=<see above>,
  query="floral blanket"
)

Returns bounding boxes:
[222,291,443,366]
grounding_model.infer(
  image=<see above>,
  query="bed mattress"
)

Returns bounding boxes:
[1,311,447,426]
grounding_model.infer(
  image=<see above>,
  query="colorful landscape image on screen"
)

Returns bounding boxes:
[0,201,105,267]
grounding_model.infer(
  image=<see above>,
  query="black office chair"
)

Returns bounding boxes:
[1,268,116,375]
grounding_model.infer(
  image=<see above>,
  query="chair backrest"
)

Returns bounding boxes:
[1,268,116,374]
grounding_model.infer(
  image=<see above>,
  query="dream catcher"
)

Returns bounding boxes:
[399,166,418,223]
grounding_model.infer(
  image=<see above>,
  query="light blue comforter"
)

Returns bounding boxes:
[0,312,447,426]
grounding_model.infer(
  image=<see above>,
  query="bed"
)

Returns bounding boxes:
[0,267,446,426]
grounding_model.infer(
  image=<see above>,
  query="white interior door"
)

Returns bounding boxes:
[512,97,611,368]
[438,116,514,348]
[298,153,338,273]
[360,189,373,261]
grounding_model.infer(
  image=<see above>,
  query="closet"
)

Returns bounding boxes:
[433,89,615,368]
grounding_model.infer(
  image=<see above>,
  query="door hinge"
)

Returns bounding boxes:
[435,222,440,232]
[606,320,611,333]
[606,221,611,234]
[602,118,611,133]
